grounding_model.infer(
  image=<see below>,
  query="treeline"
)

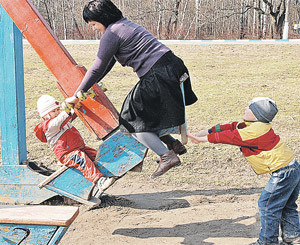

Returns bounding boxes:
[33,0,300,40]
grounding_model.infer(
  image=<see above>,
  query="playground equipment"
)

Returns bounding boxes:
[0,0,147,207]
[0,0,186,207]
[0,205,79,244]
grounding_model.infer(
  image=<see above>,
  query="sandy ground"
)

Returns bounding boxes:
[60,173,265,245]
[18,43,300,245]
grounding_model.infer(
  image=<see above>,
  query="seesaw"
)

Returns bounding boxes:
[0,0,186,207]
[0,205,79,244]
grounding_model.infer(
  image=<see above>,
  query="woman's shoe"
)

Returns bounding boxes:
[151,150,181,178]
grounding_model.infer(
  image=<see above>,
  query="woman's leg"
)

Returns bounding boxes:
[160,135,187,155]
[132,132,168,156]
[131,132,181,178]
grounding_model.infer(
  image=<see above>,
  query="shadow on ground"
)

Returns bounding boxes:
[112,215,259,244]
[100,187,263,210]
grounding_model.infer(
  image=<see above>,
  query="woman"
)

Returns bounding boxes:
[66,0,197,178]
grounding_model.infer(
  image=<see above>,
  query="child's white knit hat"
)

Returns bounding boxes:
[37,95,60,117]
[249,97,278,123]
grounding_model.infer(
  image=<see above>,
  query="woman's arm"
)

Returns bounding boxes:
[73,31,120,97]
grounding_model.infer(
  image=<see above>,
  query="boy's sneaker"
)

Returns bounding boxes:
[249,241,260,245]
[249,241,277,245]
[282,236,300,245]
[97,176,117,193]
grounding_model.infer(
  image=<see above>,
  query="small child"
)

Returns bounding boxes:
[187,97,300,245]
[34,95,116,196]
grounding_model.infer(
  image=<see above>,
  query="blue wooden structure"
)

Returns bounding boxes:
[0,4,57,204]
[0,205,79,244]
[0,0,186,207]
[0,2,148,206]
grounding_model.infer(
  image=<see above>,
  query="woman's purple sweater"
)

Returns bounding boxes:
[75,18,170,95]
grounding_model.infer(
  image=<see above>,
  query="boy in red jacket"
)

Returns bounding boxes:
[34,95,116,197]
[187,97,300,245]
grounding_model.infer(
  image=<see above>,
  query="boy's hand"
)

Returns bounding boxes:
[196,130,209,137]
[187,132,208,144]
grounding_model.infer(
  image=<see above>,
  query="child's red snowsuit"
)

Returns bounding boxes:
[34,111,102,184]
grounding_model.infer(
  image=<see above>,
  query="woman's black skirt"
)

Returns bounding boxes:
[119,51,197,133]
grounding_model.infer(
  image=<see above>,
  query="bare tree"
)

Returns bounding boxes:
[178,0,190,39]
[31,0,299,40]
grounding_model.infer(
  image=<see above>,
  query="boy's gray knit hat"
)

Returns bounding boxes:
[249,97,278,123]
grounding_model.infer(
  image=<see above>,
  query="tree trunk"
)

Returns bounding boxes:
[156,0,162,39]
[62,0,67,40]
[195,0,201,39]
[178,0,189,39]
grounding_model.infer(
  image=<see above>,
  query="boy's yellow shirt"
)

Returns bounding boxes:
[240,122,294,174]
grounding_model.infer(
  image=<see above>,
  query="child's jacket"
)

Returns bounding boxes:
[207,121,294,174]
[34,111,86,160]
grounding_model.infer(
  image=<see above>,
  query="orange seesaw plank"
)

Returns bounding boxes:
[0,0,119,139]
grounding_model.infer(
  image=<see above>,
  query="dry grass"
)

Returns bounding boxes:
[22,43,300,190]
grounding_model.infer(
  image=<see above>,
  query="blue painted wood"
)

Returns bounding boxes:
[0,6,27,165]
[0,205,78,244]
[95,130,147,177]
[48,226,69,245]
[0,224,71,244]
[45,167,93,201]
[0,165,56,204]
[0,224,57,244]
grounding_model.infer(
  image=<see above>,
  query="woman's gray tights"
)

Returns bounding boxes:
[131,132,169,156]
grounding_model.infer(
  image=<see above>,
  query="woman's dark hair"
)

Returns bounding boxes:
[83,0,123,27]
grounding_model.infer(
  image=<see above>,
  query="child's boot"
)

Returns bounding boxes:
[97,176,117,193]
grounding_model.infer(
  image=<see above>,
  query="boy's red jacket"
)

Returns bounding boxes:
[207,121,294,174]
[34,111,86,160]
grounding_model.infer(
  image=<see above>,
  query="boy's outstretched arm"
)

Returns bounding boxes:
[187,132,208,144]
[196,129,209,137]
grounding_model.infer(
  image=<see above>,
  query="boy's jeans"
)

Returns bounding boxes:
[258,160,300,244]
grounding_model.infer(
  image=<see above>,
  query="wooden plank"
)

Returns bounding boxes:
[45,167,94,200]
[38,165,68,188]
[0,224,57,244]
[48,226,70,245]
[0,0,119,139]
[0,165,57,204]
[95,130,147,176]
[180,82,188,144]
[0,5,27,165]
[0,205,79,226]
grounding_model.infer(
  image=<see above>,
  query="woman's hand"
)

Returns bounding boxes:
[187,132,208,144]
[65,96,79,106]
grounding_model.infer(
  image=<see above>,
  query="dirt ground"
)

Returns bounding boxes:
[60,168,266,245]
[19,44,300,245]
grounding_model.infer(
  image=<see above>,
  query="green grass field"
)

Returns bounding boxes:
[23,43,300,190]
